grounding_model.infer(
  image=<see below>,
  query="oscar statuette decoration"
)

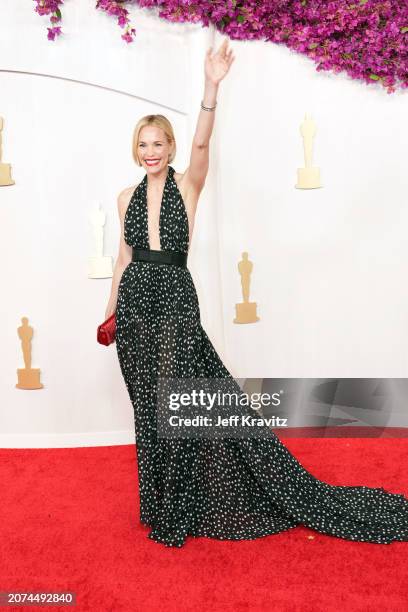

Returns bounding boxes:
[0,116,15,186]
[295,113,321,189]
[233,252,260,324]
[88,204,113,278]
[16,317,44,389]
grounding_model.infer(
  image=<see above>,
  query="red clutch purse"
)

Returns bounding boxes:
[97,312,116,346]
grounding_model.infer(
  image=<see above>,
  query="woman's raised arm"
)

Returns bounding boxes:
[184,38,235,193]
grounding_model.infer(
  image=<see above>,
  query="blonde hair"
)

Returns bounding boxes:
[132,114,176,166]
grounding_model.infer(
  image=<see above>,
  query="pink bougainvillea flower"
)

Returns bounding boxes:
[32,0,408,93]
[34,0,63,37]
[96,0,137,42]
[47,25,62,40]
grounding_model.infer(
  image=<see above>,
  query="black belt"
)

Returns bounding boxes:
[132,248,188,268]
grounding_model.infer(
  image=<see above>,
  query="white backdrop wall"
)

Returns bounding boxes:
[1,3,407,447]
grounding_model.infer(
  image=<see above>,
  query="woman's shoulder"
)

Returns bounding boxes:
[117,182,140,216]
[173,169,185,188]
[173,169,191,199]
[118,182,140,201]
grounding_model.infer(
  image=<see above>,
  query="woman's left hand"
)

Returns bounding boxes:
[205,38,235,85]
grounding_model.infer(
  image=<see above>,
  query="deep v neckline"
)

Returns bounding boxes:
[143,164,171,252]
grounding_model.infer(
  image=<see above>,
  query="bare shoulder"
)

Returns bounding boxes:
[117,183,139,217]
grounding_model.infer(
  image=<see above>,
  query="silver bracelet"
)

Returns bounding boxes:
[201,100,217,112]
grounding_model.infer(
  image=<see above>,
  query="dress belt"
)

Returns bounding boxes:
[132,248,188,268]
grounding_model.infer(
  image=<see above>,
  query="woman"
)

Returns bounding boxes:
[105,39,408,548]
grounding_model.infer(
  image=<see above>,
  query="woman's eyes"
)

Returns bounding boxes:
[140,144,162,147]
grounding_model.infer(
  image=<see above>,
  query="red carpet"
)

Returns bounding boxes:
[1,438,407,611]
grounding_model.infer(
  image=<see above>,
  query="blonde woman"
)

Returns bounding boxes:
[106,39,408,548]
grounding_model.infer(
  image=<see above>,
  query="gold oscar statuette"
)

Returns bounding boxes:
[295,112,321,189]
[0,116,15,186]
[233,252,260,324]
[16,317,44,389]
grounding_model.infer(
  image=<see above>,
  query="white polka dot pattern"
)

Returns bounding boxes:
[115,165,408,547]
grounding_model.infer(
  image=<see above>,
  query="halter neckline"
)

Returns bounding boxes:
[124,164,189,254]
[141,165,174,251]
[142,164,174,187]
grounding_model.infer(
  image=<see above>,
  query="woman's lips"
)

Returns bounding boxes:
[145,159,160,166]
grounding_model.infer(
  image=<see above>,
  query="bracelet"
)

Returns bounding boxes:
[201,100,217,112]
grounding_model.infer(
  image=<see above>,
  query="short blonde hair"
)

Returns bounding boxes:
[132,114,176,166]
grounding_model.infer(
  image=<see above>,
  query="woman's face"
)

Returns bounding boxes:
[138,126,172,173]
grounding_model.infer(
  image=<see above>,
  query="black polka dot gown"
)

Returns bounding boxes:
[115,164,408,548]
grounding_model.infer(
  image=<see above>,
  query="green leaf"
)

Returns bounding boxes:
[401,26,408,34]
[369,74,380,80]
[55,8,61,19]
[237,14,246,23]
[308,43,318,49]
